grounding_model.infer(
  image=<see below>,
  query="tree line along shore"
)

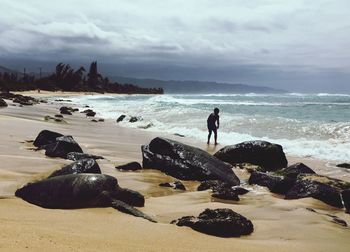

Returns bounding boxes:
[0,61,164,94]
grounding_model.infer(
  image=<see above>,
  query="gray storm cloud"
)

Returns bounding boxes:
[0,0,350,92]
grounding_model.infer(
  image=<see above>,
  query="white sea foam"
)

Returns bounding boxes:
[60,93,350,162]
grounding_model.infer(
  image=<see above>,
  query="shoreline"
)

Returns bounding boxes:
[0,92,349,251]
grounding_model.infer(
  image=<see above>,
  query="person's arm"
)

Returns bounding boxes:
[217,116,220,129]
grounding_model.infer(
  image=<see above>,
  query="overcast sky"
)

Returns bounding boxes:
[1,0,350,92]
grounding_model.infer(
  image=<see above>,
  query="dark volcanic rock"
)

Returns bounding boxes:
[33,130,64,148]
[159,181,186,191]
[341,189,350,214]
[48,158,101,178]
[66,152,104,161]
[197,180,249,194]
[283,174,350,208]
[214,140,288,171]
[15,174,145,208]
[337,163,350,169]
[115,162,142,171]
[198,180,248,201]
[197,180,227,191]
[0,92,17,99]
[129,116,140,123]
[55,114,64,118]
[276,163,316,179]
[111,200,156,222]
[116,115,126,123]
[0,98,7,107]
[59,107,78,114]
[285,180,343,208]
[142,137,240,185]
[60,107,73,115]
[98,119,104,122]
[249,171,295,194]
[86,111,96,117]
[82,109,94,113]
[44,135,83,158]
[212,188,240,201]
[171,208,254,237]
[13,95,37,106]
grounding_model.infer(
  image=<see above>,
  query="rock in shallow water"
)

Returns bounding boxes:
[214,140,288,171]
[171,208,254,237]
[142,137,240,185]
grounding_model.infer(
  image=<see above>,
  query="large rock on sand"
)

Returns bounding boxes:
[214,140,288,171]
[248,171,295,194]
[48,158,101,178]
[33,130,64,148]
[284,174,350,208]
[0,98,7,107]
[276,162,316,179]
[15,174,145,208]
[141,137,240,185]
[171,208,254,237]
[44,135,83,158]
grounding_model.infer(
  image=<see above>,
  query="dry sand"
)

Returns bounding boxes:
[0,93,349,252]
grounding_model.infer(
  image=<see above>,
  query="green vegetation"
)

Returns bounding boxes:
[0,62,163,94]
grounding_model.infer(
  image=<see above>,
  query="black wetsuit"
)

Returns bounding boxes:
[207,113,219,133]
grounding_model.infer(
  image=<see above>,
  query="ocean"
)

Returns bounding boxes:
[66,93,350,163]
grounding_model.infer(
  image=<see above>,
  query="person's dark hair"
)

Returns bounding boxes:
[214,107,219,114]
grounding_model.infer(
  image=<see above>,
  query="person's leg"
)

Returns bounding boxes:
[214,129,218,145]
[207,129,212,144]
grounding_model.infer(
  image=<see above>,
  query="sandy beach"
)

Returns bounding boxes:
[0,92,349,252]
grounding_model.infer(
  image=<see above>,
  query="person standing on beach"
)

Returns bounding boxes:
[207,108,220,145]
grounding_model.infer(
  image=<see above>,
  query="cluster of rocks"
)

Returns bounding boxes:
[17,131,350,237]
[44,115,67,123]
[197,180,249,201]
[56,106,104,123]
[116,114,142,123]
[0,92,40,106]
[60,106,79,115]
[16,129,154,222]
[212,140,350,214]
[81,109,96,117]
[140,137,255,236]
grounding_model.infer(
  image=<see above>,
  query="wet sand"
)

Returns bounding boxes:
[0,93,349,251]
